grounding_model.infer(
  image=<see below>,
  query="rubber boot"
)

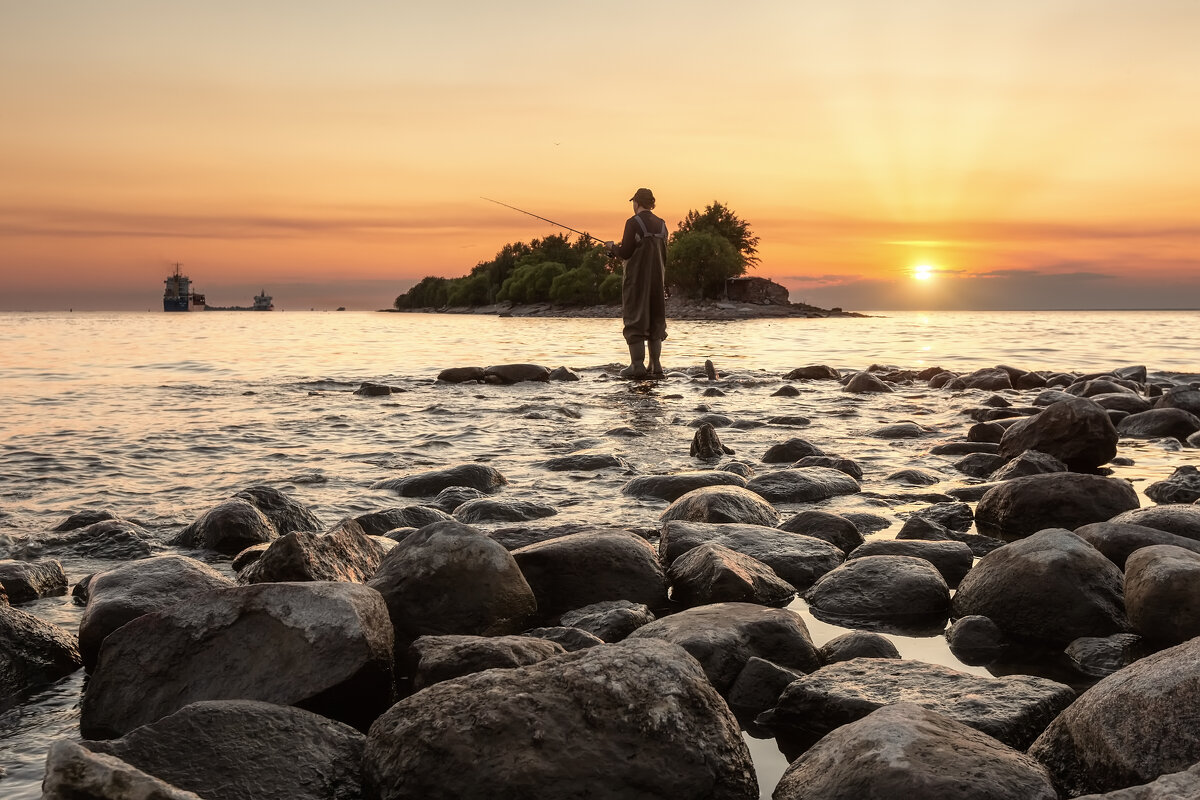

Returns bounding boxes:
[648,339,665,379]
[619,340,648,379]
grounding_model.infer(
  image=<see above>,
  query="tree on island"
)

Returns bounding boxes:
[394,202,759,308]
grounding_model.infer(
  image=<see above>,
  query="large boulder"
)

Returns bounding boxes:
[952,528,1127,646]
[627,603,820,694]
[1029,637,1200,797]
[1073,764,1200,800]
[0,602,82,710]
[367,521,536,650]
[1076,521,1200,568]
[745,467,860,504]
[761,658,1074,750]
[483,363,550,383]
[512,530,668,620]
[406,634,565,690]
[372,463,507,497]
[79,555,235,671]
[1124,545,1200,647]
[363,638,758,800]
[558,600,655,642]
[997,398,1118,470]
[776,510,863,553]
[83,700,364,800]
[667,542,795,607]
[784,365,839,381]
[659,485,779,526]
[238,521,385,585]
[621,471,748,502]
[805,556,951,621]
[1117,408,1200,440]
[1109,504,1200,540]
[80,581,396,738]
[659,521,843,590]
[354,505,453,536]
[846,538,973,588]
[772,703,1057,800]
[975,473,1140,540]
[42,740,203,800]
[991,449,1068,481]
[231,485,322,535]
[762,438,825,463]
[0,558,68,603]
[843,371,893,393]
[818,631,901,664]
[1145,465,1200,504]
[1155,385,1200,415]
[172,499,278,555]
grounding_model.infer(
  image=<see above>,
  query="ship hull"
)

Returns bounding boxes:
[163,297,191,312]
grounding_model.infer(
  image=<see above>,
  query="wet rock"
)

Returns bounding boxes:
[969,421,1008,443]
[538,453,629,471]
[0,602,82,710]
[805,556,950,622]
[771,385,801,397]
[373,462,507,497]
[354,505,453,536]
[689,413,734,428]
[483,363,550,383]
[9,519,162,561]
[42,740,202,800]
[952,528,1128,646]
[1065,633,1147,679]
[762,437,825,463]
[961,367,1015,391]
[407,634,565,690]
[559,600,655,642]
[702,387,726,397]
[1108,504,1200,540]
[772,703,1057,800]
[746,467,860,504]
[930,441,1001,455]
[547,366,579,381]
[431,486,487,512]
[83,700,365,800]
[660,521,844,590]
[522,626,604,651]
[704,359,719,380]
[998,397,1118,471]
[621,470,748,502]
[1124,545,1200,646]
[690,422,734,459]
[368,521,536,650]
[1090,392,1153,414]
[79,555,235,671]
[792,455,863,481]
[955,452,1004,478]
[1067,378,1138,398]
[843,371,893,393]
[726,656,803,715]
[784,365,840,381]
[512,530,668,621]
[238,520,385,585]
[895,516,1005,557]
[171,499,277,555]
[818,631,901,664]
[437,366,486,383]
[946,615,1009,665]
[1075,521,1200,568]
[886,467,943,485]
[1075,763,1200,800]
[668,542,795,607]
[357,381,399,397]
[910,501,974,532]
[659,485,779,526]
[847,539,973,588]
[762,657,1074,750]
[51,508,119,532]
[231,485,322,535]
[1117,408,1200,440]
[80,581,396,738]
[777,509,863,554]
[0,558,67,603]
[991,449,1068,481]
[1034,389,1076,406]
[628,602,820,694]
[363,638,759,800]
[975,473,1140,540]
[1029,637,1200,797]
[871,421,929,439]
[1154,385,1200,415]
[1145,464,1200,504]
[453,497,558,524]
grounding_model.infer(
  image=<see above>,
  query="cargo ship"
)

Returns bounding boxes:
[163,264,205,311]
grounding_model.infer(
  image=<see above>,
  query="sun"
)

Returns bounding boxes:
[913,264,934,282]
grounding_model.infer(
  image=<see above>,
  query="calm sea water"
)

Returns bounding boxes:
[1,309,1198,798]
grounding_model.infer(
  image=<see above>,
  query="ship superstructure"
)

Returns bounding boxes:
[162,263,203,311]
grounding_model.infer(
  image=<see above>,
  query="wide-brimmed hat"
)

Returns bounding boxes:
[629,188,656,207]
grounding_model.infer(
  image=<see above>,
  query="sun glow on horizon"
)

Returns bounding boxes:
[914,264,934,281]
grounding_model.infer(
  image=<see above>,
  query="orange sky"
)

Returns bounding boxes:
[2,1,1198,310]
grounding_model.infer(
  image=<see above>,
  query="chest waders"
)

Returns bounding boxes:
[619,214,669,379]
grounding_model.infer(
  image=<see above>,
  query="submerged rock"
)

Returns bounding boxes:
[363,638,759,800]
[372,463,507,497]
[621,471,748,502]
[437,366,486,383]
[772,703,1057,800]
[483,363,551,383]
[745,467,860,504]
[538,453,629,471]
[8,519,162,561]
[659,485,779,526]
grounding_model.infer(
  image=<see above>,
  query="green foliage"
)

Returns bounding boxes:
[549,266,600,305]
[598,270,623,305]
[666,230,743,299]
[394,276,449,309]
[444,273,492,307]
[673,201,759,269]
[497,261,567,304]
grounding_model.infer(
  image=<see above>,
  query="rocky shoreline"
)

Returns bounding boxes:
[5,360,1200,798]
[386,296,868,320]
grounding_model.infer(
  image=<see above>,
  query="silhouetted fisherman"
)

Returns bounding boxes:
[607,188,668,379]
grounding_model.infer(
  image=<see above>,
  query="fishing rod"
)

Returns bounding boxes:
[481,197,605,245]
